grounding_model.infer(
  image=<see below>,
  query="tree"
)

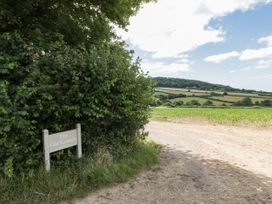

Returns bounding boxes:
[186,100,201,106]
[0,0,154,175]
[260,100,272,107]
[234,97,253,106]
[203,100,214,106]
[175,101,184,106]
[152,77,258,93]
[0,0,154,46]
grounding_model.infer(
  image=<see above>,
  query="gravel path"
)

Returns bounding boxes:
[74,121,272,204]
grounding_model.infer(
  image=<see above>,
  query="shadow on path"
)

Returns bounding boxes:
[75,147,272,204]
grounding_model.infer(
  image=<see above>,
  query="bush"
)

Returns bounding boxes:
[150,98,162,107]
[175,101,184,107]
[155,93,185,101]
[165,100,184,108]
[186,100,201,106]
[0,32,153,175]
[255,101,260,106]
[260,100,272,107]
[234,97,253,106]
[164,100,175,107]
[210,92,221,96]
[203,100,214,106]
[156,94,168,102]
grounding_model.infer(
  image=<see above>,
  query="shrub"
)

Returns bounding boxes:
[0,32,153,175]
[155,93,185,101]
[150,98,162,107]
[186,100,201,106]
[175,101,184,107]
[210,92,221,96]
[168,93,186,99]
[234,97,253,106]
[203,100,214,106]
[164,100,175,107]
[255,101,260,106]
[260,100,272,107]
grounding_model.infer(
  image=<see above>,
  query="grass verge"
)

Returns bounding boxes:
[152,107,272,127]
[0,142,160,204]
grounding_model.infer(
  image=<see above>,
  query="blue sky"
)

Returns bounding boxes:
[118,0,272,91]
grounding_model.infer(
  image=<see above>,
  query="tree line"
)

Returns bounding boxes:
[153,77,271,94]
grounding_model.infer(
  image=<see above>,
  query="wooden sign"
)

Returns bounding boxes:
[43,124,82,171]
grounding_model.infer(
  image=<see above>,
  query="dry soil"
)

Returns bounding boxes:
[74,121,272,204]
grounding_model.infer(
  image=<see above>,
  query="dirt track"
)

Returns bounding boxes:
[75,121,272,204]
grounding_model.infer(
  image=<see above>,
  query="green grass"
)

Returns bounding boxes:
[152,107,272,127]
[0,142,160,204]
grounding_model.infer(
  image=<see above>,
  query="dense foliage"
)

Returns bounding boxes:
[0,0,152,45]
[234,97,253,106]
[153,77,239,91]
[0,0,154,176]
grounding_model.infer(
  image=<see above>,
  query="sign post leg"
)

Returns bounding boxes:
[43,129,50,171]
[76,124,82,158]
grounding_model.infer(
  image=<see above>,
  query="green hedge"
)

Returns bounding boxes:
[0,31,153,176]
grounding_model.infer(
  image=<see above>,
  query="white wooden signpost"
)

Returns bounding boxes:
[43,124,82,171]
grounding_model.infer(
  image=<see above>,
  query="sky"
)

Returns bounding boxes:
[117,0,272,92]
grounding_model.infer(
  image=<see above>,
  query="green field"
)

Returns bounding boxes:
[154,87,272,107]
[152,107,272,127]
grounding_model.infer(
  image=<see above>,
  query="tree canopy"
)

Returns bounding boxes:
[0,0,153,46]
[0,0,154,176]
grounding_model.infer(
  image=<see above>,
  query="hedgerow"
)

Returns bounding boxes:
[0,30,153,176]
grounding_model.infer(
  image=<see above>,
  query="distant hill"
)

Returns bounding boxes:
[153,77,270,94]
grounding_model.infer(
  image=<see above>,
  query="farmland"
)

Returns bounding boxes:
[154,87,272,107]
[152,78,272,126]
[152,107,272,127]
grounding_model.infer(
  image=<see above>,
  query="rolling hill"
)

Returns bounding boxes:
[152,77,272,107]
[153,77,271,94]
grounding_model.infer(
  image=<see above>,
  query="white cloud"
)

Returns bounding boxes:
[204,35,272,63]
[240,35,272,60]
[117,0,272,83]
[240,47,272,60]
[258,35,272,46]
[229,70,236,74]
[256,59,272,69]
[119,0,272,59]
[238,59,272,71]
[204,51,240,63]
[141,62,191,76]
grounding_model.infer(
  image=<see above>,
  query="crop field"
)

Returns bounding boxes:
[152,107,272,127]
[154,87,272,107]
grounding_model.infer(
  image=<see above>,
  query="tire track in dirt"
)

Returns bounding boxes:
[74,121,272,204]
